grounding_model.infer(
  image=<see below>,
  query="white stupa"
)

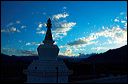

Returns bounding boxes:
[24,18,71,83]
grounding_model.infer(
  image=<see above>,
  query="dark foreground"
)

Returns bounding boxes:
[1,45,127,83]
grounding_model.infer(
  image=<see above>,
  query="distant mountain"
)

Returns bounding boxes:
[85,45,127,64]
[1,53,38,62]
[1,45,127,63]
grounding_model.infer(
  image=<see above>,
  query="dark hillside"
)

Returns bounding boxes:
[1,45,127,83]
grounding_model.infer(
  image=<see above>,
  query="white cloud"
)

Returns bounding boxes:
[54,41,57,44]
[59,48,75,56]
[16,20,20,24]
[6,22,14,27]
[107,39,112,44]
[59,45,65,48]
[68,26,127,49]
[63,49,73,56]
[1,47,37,56]
[38,23,43,28]
[36,30,46,34]
[124,22,127,28]
[55,22,76,33]
[63,6,67,9]
[21,25,27,29]
[68,37,98,48]
[121,20,126,23]
[52,22,76,40]
[114,18,119,22]
[1,27,20,33]
[90,27,127,46]
[10,27,20,32]
[26,42,31,45]
[37,23,46,30]
[61,22,76,28]
[58,44,88,56]
[6,21,20,28]
[120,12,124,15]
[91,47,109,51]
[26,42,40,46]
[1,29,7,32]
[52,13,69,20]
[102,26,105,30]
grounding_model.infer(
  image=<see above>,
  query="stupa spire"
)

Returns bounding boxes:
[43,18,54,44]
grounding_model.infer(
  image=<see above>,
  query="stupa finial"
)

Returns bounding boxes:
[47,18,52,28]
[43,18,54,44]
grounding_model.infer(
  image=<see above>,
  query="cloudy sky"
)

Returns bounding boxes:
[1,1,127,57]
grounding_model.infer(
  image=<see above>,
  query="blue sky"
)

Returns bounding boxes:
[1,1,127,57]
